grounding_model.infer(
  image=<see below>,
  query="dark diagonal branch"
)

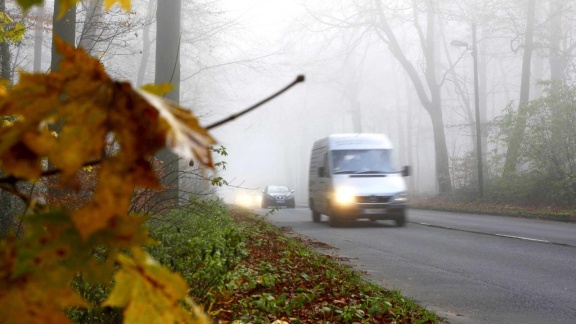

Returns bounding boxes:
[206,75,305,130]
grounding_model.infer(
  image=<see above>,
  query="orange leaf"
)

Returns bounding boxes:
[0,141,43,180]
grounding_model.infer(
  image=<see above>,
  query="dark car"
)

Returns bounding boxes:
[261,185,295,208]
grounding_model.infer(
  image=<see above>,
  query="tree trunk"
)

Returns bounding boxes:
[155,1,181,102]
[374,0,452,193]
[478,25,488,179]
[549,0,566,82]
[405,75,415,192]
[396,84,406,166]
[503,0,536,176]
[155,0,181,207]
[33,5,45,72]
[136,0,156,86]
[0,0,11,81]
[51,0,76,72]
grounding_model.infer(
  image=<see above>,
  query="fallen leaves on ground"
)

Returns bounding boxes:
[211,209,439,324]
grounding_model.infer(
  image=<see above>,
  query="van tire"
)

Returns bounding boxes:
[312,210,321,222]
[395,211,406,227]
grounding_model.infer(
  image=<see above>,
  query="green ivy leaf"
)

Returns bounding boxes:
[15,0,44,13]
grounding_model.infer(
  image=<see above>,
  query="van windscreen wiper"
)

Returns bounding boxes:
[333,170,356,174]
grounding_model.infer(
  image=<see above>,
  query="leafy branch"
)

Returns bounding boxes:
[0,30,303,324]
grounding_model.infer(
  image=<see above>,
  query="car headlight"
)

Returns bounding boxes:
[393,192,408,203]
[334,187,356,205]
[236,194,252,207]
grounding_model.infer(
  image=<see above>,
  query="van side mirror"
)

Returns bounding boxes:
[401,165,411,177]
[318,167,325,177]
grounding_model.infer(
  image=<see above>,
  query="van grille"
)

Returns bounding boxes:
[356,196,390,203]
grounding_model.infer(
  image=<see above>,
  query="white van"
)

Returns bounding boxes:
[308,133,410,227]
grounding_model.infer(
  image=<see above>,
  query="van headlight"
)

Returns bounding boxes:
[393,192,407,203]
[334,188,356,205]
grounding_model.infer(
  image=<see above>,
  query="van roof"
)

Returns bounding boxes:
[318,133,394,150]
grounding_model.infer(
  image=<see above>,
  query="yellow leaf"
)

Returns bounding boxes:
[0,119,11,128]
[0,278,87,323]
[1,226,88,321]
[58,0,80,19]
[13,210,88,278]
[103,248,208,323]
[140,83,174,96]
[104,0,131,11]
[0,83,7,97]
[71,159,134,239]
[95,213,153,249]
[133,87,217,166]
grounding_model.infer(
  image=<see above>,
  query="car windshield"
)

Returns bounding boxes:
[331,149,394,174]
[267,186,291,193]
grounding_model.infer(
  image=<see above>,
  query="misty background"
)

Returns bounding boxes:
[3,0,575,206]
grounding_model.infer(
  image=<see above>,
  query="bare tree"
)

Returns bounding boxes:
[503,0,536,176]
[372,0,452,192]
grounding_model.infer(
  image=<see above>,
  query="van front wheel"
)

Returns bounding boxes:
[395,211,407,227]
[312,210,321,222]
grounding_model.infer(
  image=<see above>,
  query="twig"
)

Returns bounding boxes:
[206,75,305,130]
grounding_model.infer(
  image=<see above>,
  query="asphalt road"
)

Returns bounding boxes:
[251,206,576,324]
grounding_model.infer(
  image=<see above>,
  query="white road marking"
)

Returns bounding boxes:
[494,234,550,243]
[411,221,575,247]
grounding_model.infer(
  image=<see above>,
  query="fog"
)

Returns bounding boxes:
[12,0,573,205]
[199,0,479,203]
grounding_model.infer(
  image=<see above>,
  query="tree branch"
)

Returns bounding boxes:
[205,75,305,130]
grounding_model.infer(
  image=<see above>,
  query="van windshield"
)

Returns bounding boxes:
[331,149,394,174]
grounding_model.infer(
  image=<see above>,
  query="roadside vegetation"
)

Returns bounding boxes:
[409,193,576,223]
[438,81,576,222]
[66,199,440,323]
